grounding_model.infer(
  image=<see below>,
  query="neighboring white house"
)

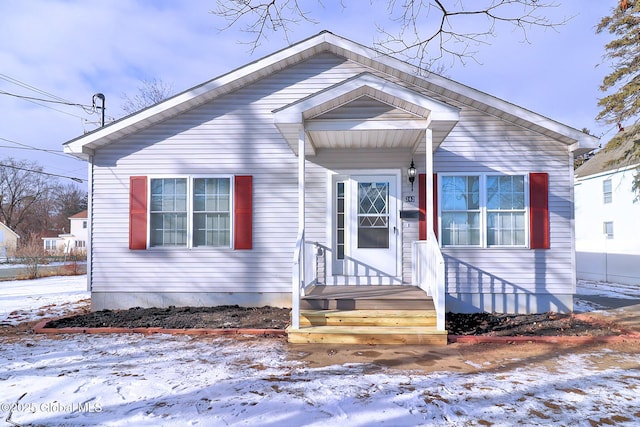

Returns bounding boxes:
[0,222,19,262]
[43,210,88,254]
[63,31,598,319]
[575,131,640,285]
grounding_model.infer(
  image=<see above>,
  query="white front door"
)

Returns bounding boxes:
[333,174,399,279]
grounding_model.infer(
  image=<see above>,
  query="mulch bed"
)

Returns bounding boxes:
[40,305,627,337]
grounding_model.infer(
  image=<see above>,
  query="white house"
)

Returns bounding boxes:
[43,210,88,254]
[63,32,598,343]
[575,131,640,285]
[0,222,19,262]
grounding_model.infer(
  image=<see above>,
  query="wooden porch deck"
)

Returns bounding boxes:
[287,285,447,345]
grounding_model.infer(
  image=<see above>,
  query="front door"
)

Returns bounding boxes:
[333,174,399,279]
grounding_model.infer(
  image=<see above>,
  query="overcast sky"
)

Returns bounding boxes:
[0,1,617,186]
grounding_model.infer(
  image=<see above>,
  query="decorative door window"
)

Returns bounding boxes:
[357,182,389,248]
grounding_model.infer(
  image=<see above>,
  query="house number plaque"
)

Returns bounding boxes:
[405,196,415,202]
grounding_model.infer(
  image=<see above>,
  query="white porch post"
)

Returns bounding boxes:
[292,126,305,329]
[425,128,434,234]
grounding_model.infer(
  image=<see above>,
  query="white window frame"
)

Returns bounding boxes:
[439,173,530,248]
[147,175,234,249]
[44,239,58,251]
[603,221,614,239]
[603,179,612,204]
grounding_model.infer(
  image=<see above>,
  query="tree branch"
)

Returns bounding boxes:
[211,0,569,68]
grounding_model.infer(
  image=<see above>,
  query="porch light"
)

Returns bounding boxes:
[408,159,416,191]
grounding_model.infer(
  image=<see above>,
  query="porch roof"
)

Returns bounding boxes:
[272,73,460,156]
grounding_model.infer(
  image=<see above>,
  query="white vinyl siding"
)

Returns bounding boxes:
[434,109,574,297]
[87,51,576,306]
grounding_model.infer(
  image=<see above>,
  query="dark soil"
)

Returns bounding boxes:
[44,305,291,330]
[43,306,624,337]
[446,312,624,337]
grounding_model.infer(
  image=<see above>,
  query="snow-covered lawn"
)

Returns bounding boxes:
[0,276,639,426]
[0,275,89,325]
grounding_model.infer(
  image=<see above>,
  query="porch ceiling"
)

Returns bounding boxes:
[273,73,460,156]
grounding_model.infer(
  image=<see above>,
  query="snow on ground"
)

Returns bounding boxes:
[0,276,639,426]
[575,279,640,313]
[0,275,89,325]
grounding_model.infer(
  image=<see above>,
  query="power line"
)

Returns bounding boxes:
[0,89,93,109]
[0,73,73,104]
[0,136,75,159]
[0,163,84,183]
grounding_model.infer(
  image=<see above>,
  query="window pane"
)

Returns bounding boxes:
[486,175,526,246]
[193,178,231,247]
[603,179,612,204]
[487,212,525,246]
[150,179,187,247]
[488,175,525,210]
[357,181,389,248]
[442,176,479,211]
[442,212,480,246]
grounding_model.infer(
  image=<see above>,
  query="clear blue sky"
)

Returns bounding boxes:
[0,1,617,186]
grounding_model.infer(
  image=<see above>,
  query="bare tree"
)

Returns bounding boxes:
[212,0,568,67]
[0,158,58,236]
[52,183,88,232]
[121,78,174,115]
[15,233,47,279]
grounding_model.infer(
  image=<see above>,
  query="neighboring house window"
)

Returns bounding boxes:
[44,239,57,251]
[441,174,528,247]
[150,177,231,248]
[603,179,612,204]
[75,240,86,248]
[603,221,614,239]
[83,221,87,229]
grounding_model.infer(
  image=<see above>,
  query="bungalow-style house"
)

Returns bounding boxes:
[575,129,640,285]
[63,32,598,344]
[0,222,19,262]
[42,210,88,254]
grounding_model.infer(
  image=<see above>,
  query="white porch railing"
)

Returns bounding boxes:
[291,230,304,329]
[413,230,446,331]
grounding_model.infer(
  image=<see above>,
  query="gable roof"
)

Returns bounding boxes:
[273,72,461,155]
[575,125,640,178]
[63,31,599,159]
[69,210,88,219]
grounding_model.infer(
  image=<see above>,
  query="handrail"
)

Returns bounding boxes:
[413,231,446,331]
[291,230,304,329]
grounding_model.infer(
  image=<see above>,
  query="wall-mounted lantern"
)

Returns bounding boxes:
[408,159,416,191]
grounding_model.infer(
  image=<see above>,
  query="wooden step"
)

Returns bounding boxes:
[287,325,448,345]
[299,309,437,327]
[301,286,434,311]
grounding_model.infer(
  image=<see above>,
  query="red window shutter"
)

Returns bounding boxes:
[418,173,438,240]
[129,176,147,250]
[234,176,253,250]
[529,172,550,249]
